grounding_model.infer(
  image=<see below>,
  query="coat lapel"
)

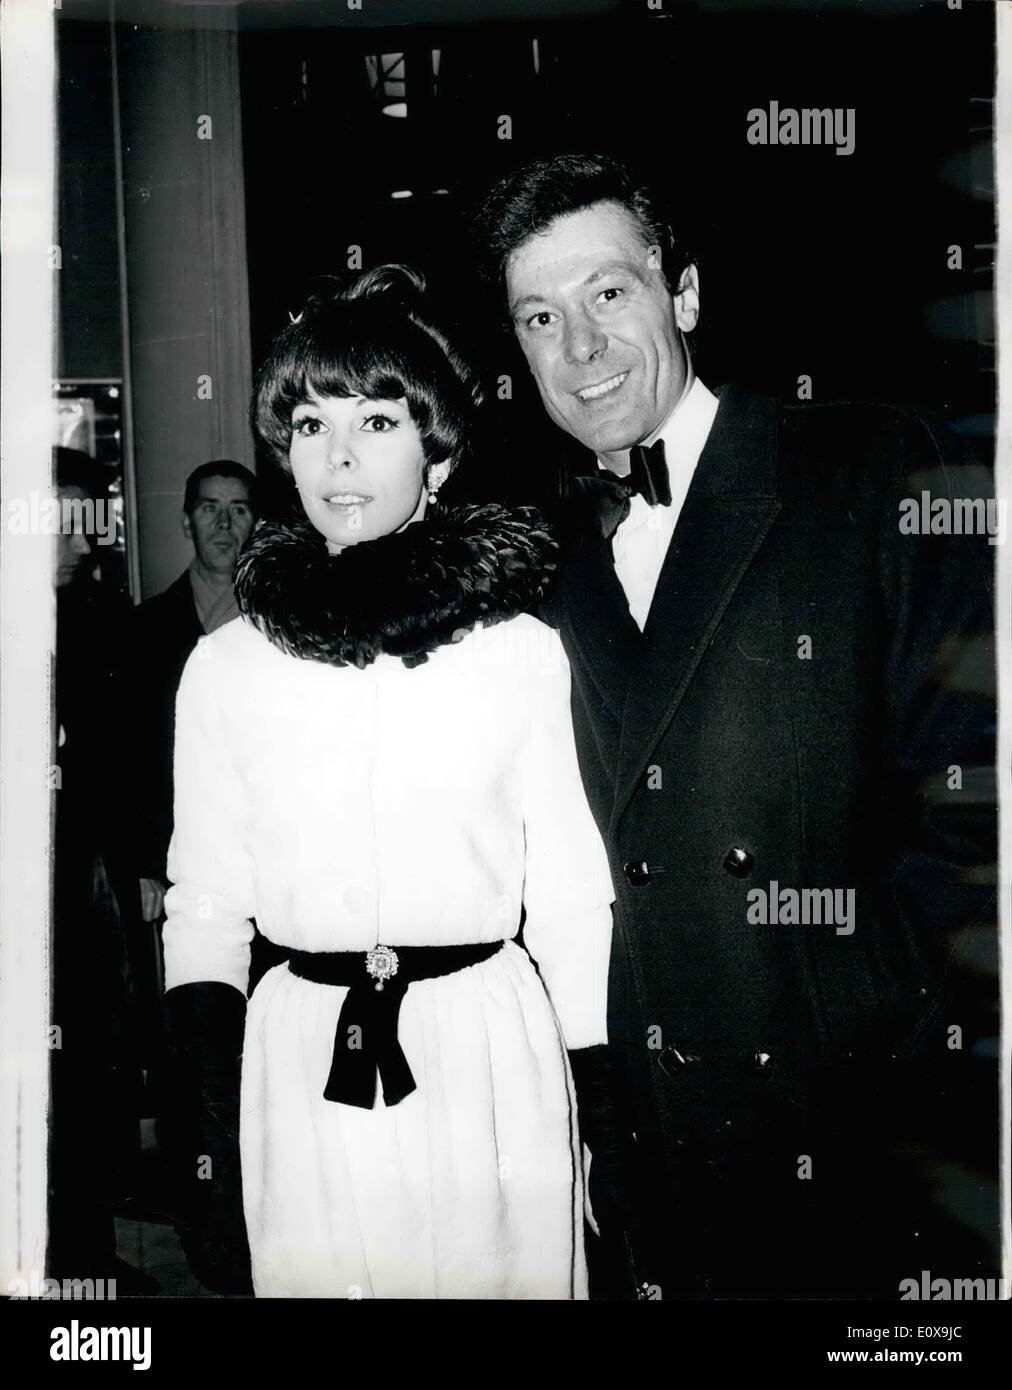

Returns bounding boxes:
[611,388,782,829]
[559,529,643,723]
[164,569,204,643]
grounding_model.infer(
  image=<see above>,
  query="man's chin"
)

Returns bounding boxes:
[571,421,646,457]
[554,403,650,457]
[201,553,236,574]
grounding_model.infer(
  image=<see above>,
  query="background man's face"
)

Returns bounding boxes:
[506,201,698,462]
[182,475,254,575]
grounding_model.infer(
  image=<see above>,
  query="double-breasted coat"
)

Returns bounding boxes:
[547,386,997,1298]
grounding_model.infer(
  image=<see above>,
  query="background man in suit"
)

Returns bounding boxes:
[123,461,257,921]
[474,153,998,1299]
[115,461,257,1291]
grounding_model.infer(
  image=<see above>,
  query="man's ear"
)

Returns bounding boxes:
[672,263,700,333]
[180,510,194,542]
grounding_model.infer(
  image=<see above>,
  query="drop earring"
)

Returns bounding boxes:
[426,472,444,508]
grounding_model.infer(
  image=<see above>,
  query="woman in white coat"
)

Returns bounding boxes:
[162,265,615,1299]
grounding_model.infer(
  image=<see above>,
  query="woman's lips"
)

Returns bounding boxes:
[324,494,372,508]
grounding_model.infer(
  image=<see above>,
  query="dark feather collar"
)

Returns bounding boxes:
[234,503,559,670]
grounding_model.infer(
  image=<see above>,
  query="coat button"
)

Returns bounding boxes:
[624,860,651,887]
[748,1049,774,1077]
[723,847,753,878]
[657,1046,699,1079]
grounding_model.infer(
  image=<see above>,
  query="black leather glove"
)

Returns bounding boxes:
[568,1044,638,1231]
[569,1044,667,1299]
[165,982,253,1295]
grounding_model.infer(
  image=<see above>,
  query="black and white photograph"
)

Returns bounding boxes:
[1,0,1009,1366]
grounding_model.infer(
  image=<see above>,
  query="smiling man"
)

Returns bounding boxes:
[474,153,997,1301]
[505,199,698,470]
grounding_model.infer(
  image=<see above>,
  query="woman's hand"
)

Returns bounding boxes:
[166,982,252,1295]
[569,1045,638,1233]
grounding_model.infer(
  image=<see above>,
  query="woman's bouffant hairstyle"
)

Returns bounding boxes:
[252,265,482,480]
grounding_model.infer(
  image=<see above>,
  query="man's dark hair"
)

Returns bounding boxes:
[54,446,101,498]
[183,460,257,516]
[472,152,691,308]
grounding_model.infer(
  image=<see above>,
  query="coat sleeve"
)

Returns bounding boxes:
[873,410,997,1026]
[162,637,255,996]
[518,628,615,1050]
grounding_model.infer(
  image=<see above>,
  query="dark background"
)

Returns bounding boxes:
[58,0,997,501]
[236,0,996,501]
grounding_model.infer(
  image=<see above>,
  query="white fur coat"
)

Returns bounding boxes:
[163,612,613,1297]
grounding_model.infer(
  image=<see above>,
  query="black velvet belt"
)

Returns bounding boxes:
[287,941,504,1109]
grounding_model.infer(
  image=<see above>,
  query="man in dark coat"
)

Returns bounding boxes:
[117,460,257,1294]
[474,154,998,1299]
[122,461,257,917]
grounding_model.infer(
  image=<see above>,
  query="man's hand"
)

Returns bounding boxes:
[139,877,166,922]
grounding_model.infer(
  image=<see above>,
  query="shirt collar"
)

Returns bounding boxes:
[188,558,239,634]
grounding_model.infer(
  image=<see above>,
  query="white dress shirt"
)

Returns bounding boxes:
[600,376,719,631]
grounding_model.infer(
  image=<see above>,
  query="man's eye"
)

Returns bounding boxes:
[597,287,625,304]
[525,310,557,331]
[362,413,398,432]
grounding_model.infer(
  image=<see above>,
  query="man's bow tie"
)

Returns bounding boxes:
[598,439,671,510]
[624,438,672,509]
[568,439,671,540]
[568,438,672,541]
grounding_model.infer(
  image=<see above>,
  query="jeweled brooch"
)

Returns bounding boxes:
[365,945,399,992]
